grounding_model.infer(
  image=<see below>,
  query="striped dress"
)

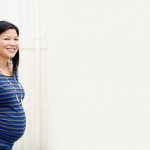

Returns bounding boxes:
[0,73,26,150]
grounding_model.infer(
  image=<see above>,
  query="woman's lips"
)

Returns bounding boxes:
[7,48,15,51]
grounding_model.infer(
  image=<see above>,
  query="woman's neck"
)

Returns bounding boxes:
[0,57,12,76]
[0,55,8,68]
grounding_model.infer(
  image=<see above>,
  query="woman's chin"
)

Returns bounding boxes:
[7,54,16,59]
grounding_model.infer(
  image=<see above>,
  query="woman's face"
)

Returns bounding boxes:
[0,29,19,60]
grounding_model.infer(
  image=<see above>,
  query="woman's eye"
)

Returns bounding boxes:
[4,38,9,40]
[15,38,19,41]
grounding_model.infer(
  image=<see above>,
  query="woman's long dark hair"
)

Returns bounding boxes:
[0,21,19,74]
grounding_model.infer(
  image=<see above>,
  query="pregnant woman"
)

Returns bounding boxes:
[0,21,26,150]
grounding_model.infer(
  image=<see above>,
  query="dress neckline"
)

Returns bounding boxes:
[0,73,14,77]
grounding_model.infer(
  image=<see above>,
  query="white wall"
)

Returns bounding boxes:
[47,0,150,150]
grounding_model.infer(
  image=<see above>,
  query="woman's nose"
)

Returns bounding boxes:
[9,39,16,45]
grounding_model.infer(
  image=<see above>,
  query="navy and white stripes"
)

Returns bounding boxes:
[0,73,26,148]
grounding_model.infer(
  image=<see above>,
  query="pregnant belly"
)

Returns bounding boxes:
[0,109,26,144]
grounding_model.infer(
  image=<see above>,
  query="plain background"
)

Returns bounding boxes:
[48,0,150,150]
